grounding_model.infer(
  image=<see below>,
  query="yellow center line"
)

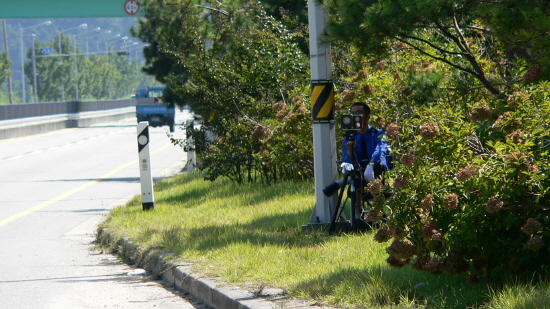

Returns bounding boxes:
[0,142,173,227]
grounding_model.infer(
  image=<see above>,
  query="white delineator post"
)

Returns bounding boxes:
[137,121,155,210]
[303,0,338,230]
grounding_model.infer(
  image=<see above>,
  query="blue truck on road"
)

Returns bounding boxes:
[135,87,176,132]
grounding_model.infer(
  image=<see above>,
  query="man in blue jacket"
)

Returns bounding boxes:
[342,102,389,220]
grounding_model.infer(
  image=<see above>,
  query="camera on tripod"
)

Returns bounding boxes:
[341,113,363,131]
[322,113,364,197]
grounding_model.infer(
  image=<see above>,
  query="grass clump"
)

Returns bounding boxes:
[98,172,550,308]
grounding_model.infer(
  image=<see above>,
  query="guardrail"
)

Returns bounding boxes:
[0,100,137,140]
[0,99,136,120]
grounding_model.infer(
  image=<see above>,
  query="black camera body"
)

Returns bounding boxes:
[341,113,363,142]
[341,113,363,131]
[323,113,364,197]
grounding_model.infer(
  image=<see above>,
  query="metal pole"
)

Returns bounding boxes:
[58,24,86,102]
[303,0,338,231]
[18,20,51,104]
[73,34,79,101]
[19,26,26,104]
[31,34,37,103]
[58,33,65,101]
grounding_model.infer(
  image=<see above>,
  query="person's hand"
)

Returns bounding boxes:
[364,163,375,181]
[341,163,353,173]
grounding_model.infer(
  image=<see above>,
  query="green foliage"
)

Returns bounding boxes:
[22,33,154,102]
[0,52,12,87]
[134,0,550,283]
[179,10,311,182]
[138,0,312,183]
[0,52,13,104]
[330,38,550,282]
[386,94,550,280]
[131,0,197,106]
[323,0,550,97]
[0,87,12,105]
[321,0,550,283]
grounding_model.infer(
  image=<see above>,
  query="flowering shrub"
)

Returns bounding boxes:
[332,43,550,282]
[375,86,550,282]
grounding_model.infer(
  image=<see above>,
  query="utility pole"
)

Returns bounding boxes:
[31,34,37,103]
[19,20,51,103]
[3,19,13,104]
[303,0,338,231]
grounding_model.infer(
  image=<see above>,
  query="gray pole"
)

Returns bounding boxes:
[304,0,338,230]
[18,21,51,104]
[19,26,26,104]
[58,33,65,101]
[31,34,37,103]
[73,35,79,101]
[3,20,13,104]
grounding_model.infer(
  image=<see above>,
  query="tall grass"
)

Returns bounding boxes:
[99,172,550,309]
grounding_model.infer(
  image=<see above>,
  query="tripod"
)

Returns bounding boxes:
[326,131,372,234]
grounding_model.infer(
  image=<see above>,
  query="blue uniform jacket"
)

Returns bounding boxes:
[342,126,389,169]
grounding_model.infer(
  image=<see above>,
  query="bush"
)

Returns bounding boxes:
[329,37,550,282]
[167,6,312,183]
[366,65,550,282]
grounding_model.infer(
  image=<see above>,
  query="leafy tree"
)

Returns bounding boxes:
[0,52,12,87]
[323,0,550,98]
[179,6,311,183]
[30,34,74,102]
[135,0,312,182]
[131,0,199,106]
[24,33,154,102]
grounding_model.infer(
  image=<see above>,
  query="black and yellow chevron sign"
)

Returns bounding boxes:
[311,81,334,122]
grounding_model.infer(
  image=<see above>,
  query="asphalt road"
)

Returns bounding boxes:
[0,110,208,308]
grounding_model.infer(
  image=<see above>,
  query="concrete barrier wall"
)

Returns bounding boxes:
[0,99,136,121]
[0,106,136,140]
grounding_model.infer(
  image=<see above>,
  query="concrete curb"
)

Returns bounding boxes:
[97,228,332,309]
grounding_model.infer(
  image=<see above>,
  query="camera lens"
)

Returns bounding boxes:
[323,179,344,197]
[342,116,352,126]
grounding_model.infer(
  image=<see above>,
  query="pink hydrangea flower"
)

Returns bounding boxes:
[521,218,543,235]
[419,122,439,139]
[457,165,478,182]
[400,153,416,166]
[443,193,459,210]
[386,123,399,138]
[486,196,504,213]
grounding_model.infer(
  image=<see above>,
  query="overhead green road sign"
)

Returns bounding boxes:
[0,0,144,18]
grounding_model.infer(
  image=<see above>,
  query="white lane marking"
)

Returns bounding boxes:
[3,129,129,161]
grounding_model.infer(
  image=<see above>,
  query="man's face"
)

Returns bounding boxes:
[350,105,369,128]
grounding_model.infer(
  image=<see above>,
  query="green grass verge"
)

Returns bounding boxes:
[98,172,550,309]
